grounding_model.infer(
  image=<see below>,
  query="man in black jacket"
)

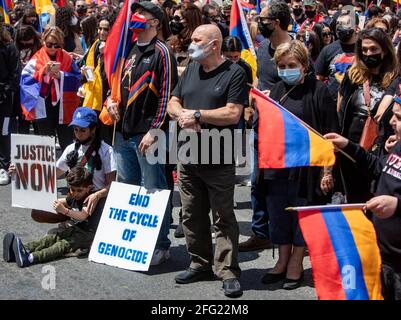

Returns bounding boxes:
[106,1,178,266]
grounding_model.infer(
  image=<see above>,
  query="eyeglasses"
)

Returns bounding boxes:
[45,42,61,49]
[322,32,332,37]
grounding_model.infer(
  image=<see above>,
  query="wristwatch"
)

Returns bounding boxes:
[194,110,201,123]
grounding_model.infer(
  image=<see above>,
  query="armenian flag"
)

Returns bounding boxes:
[101,0,136,125]
[252,88,335,168]
[229,0,257,78]
[295,204,383,300]
[0,0,9,24]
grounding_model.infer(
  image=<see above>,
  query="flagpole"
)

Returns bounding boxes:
[112,120,116,146]
[286,203,366,212]
[250,86,356,163]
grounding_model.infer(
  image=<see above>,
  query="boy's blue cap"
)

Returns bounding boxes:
[394,96,401,106]
[69,107,98,128]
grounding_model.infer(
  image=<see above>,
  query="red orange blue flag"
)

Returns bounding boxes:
[294,204,383,300]
[252,88,335,168]
[0,0,10,24]
[229,0,257,78]
[101,0,136,125]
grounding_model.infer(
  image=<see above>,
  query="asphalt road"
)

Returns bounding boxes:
[0,171,316,301]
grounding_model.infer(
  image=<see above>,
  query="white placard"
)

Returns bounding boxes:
[11,134,57,212]
[89,182,170,271]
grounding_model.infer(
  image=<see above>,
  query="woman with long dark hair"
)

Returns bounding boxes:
[55,6,84,55]
[80,15,98,53]
[338,28,398,203]
[168,3,202,75]
[14,25,42,135]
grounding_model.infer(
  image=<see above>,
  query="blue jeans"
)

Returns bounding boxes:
[113,132,171,250]
[250,130,270,239]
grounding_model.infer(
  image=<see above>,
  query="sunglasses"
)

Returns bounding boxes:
[322,32,332,37]
[98,27,110,31]
[46,42,61,49]
[172,15,183,22]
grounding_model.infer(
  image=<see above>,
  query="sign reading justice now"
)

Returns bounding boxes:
[89,182,170,272]
[11,134,57,212]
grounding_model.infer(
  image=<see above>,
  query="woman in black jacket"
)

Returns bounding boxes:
[259,40,339,289]
[338,28,398,203]
[0,22,20,185]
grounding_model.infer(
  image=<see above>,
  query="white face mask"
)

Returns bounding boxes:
[71,16,78,26]
[188,40,214,61]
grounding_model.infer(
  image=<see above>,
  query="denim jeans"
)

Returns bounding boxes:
[250,130,270,239]
[114,132,171,250]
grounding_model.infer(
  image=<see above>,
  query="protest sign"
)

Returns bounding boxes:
[11,134,57,212]
[89,181,170,271]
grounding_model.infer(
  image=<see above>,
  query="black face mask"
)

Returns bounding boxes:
[361,53,383,69]
[336,27,354,43]
[305,10,316,19]
[293,8,303,17]
[170,21,184,35]
[76,7,87,15]
[258,22,275,39]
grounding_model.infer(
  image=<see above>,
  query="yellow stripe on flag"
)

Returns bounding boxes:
[308,130,336,166]
[342,209,383,300]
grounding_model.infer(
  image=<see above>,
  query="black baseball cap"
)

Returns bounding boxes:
[131,1,164,24]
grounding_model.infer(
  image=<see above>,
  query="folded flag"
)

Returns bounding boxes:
[295,204,383,300]
[252,88,335,168]
[229,0,257,79]
[20,47,81,124]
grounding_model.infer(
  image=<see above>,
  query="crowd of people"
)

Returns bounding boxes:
[1,0,401,300]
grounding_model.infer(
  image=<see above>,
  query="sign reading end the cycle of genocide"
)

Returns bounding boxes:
[89,181,171,271]
[11,134,57,212]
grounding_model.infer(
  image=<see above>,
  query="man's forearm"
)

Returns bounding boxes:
[167,99,184,120]
[200,105,242,126]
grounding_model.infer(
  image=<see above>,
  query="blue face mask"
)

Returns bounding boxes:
[277,68,302,85]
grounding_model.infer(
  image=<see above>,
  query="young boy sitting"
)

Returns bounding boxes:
[3,166,103,267]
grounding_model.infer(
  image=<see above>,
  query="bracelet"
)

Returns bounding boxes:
[64,209,70,216]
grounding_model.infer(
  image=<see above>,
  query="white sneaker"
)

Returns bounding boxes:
[0,169,10,185]
[150,248,170,266]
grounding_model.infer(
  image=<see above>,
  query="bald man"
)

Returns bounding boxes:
[168,24,247,298]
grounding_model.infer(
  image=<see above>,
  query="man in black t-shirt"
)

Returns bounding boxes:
[168,24,247,298]
[315,10,357,102]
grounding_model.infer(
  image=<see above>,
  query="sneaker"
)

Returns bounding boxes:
[222,278,243,298]
[3,233,15,262]
[238,234,273,252]
[175,268,215,284]
[0,169,10,185]
[150,248,170,266]
[13,237,31,268]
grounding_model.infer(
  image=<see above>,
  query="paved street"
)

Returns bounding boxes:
[0,172,316,301]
